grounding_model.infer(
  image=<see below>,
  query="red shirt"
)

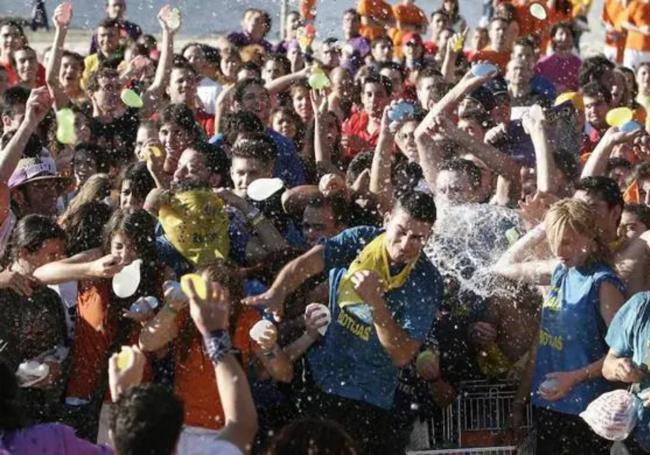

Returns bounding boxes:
[341,110,380,160]
[195,109,215,137]
[2,61,46,87]
[580,126,605,157]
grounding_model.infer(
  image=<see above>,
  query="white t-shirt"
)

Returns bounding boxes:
[197,77,222,115]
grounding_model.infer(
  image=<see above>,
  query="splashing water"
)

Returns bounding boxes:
[425,202,522,300]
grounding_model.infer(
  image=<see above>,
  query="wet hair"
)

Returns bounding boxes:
[394,189,437,224]
[545,198,610,265]
[623,203,650,230]
[0,360,26,431]
[6,214,65,265]
[271,106,304,142]
[233,77,267,105]
[86,66,119,93]
[221,110,264,144]
[579,55,615,88]
[1,86,30,118]
[62,201,113,255]
[553,150,579,182]
[371,36,393,50]
[607,157,632,173]
[306,194,349,227]
[362,73,392,97]
[73,142,110,174]
[581,81,612,105]
[62,50,86,71]
[439,158,482,189]
[159,103,203,141]
[575,176,624,211]
[102,208,156,264]
[189,141,231,184]
[266,418,358,455]
[110,384,184,455]
[231,132,277,165]
[120,161,155,204]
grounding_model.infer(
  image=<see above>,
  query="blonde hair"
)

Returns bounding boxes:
[544,198,611,266]
[59,173,112,228]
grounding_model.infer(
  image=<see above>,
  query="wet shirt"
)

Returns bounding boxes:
[307,226,443,409]
[531,263,625,415]
[90,108,140,162]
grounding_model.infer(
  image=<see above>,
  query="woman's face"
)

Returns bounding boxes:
[637,65,650,93]
[262,60,284,84]
[272,111,297,139]
[120,179,143,209]
[134,125,158,160]
[159,121,192,164]
[110,232,138,266]
[292,87,312,122]
[551,226,593,268]
[221,57,241,80]
[21,238,65,270]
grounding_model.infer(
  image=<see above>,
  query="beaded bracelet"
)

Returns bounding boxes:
[202,329,233,364]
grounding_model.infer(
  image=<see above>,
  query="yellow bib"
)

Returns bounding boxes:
[159,189,230,266]
[337,233,418,308]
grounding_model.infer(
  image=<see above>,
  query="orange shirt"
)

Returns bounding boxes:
[391,3,428,55]
[470,47,511,73]
[357,0,395,41]
[173,307,260,430]
[602,0,628,62]
[624,0,650,52]
[300,0,317,21]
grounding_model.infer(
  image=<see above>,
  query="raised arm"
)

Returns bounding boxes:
[309,90,342,176]
[186,276,258,452]
[46,2,72,110]
[265,66,309,95]
[580,127,639,179]
[142,5,179,117]
[415,116,447,192]
[0,87,52,184]
[522,105,557,194]
[492,223,557,285]
[33,249,121,284]
[370,106,395,215]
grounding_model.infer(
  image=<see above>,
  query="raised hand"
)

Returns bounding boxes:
[89,254,124,278]
[24,86,53,127]
[186,273,231,336]
[53,1,72,29]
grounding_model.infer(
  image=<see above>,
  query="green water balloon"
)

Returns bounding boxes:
[121,89,144,108]
[55,108,76,145]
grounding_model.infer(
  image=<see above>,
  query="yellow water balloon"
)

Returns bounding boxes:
[55,108,76,145]
[181,273,208,300]
[606,107,634,127]
[121,88,143,108]
[116,347,134,370]
[308,72,330,90]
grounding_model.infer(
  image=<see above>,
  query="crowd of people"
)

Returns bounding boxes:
[3,0,650,453]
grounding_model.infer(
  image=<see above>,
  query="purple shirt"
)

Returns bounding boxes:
[535,53,582,92]
[226,32,273,52]
[1,423,112,455]
[342,36,371,74]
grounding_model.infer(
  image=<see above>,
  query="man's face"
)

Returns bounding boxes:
[511,44,534,67]
[618,211,647,240]
[262,60,283,84]
[395,121,418,162]
[183,45,207,75]
[243,12,267,40]
[230,156,272,196]
[159,121,192,164]
[457,118,485,142]
[302,204,341,245]
[489,20,508,51]
[553,27,573,52]
[342,12,360,37]
[384,207,432,265]
[14,49,38,84]
[18,180,61,218]
[320,42,341,68]
[0,25,21,54]
[60,55,83,87]
[573,189,619,241]
[583,94,609,130]
[1,103,25,132]
[506,60,531,87]
[173,147,214,187]
[168,68,198,105]
[417,76,443,111]
[90,75,120,113]
[371,41,392,63]
[362,82,389,117]
[97,26,119,57]
[23,237,65,270]
[106,0,126,19]
[379,68,403,98]
[435,169,475,205]
[331,68,354,97]
[430,13,447,41]
[73,153,98,187]
[608,165,631,191]
[237,83,271,124]
[639,177,650,207]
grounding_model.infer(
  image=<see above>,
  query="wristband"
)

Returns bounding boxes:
[250,213,266,228]
[202,329,233,364]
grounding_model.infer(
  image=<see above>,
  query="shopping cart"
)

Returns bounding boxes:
[407,380,535,455]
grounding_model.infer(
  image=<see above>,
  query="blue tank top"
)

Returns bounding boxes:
[531,263,625,415]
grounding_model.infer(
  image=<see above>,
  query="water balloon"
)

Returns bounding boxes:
[167,7,181,29]
[249,319,276,343]
[180,273,208,300]
[606,107,634,127]
[247,178,284,201]
[59,1,72,23]
[121,88,143,108]
[16,361,50,387]
[116,346,134,370]
[529,2,547,20]
[471,63,498,78]
[306,303,331,335]
[308,72,330,90]
[55,108,76,144]
[415,350,439,376]
[620,120,642,133]
[112,259,142,298]
[388,101,415,122]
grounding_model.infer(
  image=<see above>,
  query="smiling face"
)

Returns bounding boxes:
[168,67,198,105]
[60,54,83,88]
[14,48,38,84]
